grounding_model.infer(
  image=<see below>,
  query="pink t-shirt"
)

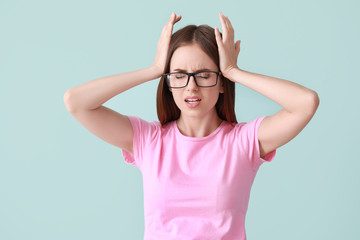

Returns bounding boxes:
[122,115,276,240]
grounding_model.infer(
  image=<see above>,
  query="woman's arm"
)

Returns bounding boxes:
[63,66,162,154]
[64,66,161,112]
[64,12,182,112]
[215,12,319,158]
[227,68,319,115]
[63,13,182,154]
[228,68,319,158]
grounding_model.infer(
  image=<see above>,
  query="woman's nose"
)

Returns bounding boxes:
[186,75,198,90]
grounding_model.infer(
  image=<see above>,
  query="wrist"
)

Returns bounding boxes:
[150,64,165,79]
[148,64,163,79]
[223,66,240,81]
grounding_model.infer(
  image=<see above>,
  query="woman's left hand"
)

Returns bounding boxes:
[214,12,241,80]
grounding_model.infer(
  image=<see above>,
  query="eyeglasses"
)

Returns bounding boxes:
[164,71,221,88]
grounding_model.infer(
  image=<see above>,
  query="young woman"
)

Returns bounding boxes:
[64,12,319,240]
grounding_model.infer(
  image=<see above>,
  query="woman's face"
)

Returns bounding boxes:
[169,43,224,119]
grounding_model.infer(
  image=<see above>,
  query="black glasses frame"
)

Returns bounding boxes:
[164,71,221,88]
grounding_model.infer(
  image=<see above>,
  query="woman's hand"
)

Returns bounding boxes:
[152,12,182,77]
[214,12,241,80]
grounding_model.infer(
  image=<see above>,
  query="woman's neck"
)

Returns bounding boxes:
[176,111,223,138]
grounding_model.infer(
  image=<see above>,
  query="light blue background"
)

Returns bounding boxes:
[1,0,359,239]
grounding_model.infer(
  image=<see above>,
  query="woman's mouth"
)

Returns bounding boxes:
[184,97,201,108]
[185,99,201,103]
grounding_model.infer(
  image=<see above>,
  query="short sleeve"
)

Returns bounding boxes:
[236,116,276,171]
[121,116,160,170]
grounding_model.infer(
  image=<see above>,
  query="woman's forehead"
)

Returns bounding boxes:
[170,44,217,71]
[170,61,218,72]
[170,63,218,72]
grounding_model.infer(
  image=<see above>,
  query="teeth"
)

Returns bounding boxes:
[186,99,201,102]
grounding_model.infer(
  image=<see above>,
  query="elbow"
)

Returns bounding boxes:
[63,89,76,113]
[310,90,320,110]
[303,90,320,116]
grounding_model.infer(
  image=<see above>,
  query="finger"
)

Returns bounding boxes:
[168,13,181,27]
[221,12,232,33]
[222,14,230,31]
[224,15,233,31]
[214,26,223,47]
[174,14,182,23]
[165,13,178,33]
[221,14,234,42]
[223,15,235,41]
[219,12,228,31]
[168,12,175,23]
[235,40,241,55]
[161,17,174,38]
[219,12,228,40]
[176,14,182,20]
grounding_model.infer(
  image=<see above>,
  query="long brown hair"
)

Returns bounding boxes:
[156,24,237,125]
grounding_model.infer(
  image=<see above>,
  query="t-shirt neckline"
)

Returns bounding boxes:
[173,120,227,142]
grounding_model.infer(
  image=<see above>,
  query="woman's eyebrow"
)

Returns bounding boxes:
[172,68,212,72]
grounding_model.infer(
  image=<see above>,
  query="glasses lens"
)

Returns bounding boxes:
[166,73,188,88]
[195,72,218,87]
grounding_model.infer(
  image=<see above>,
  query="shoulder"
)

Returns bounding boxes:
[234,116,266,132]
[126,115,163,137]
[223,116,266,141]
[127,115,161,128]
[221,120,246,133]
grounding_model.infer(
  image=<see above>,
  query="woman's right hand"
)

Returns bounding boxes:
[152,12,182,77]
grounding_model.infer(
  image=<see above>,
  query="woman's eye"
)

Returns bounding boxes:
[175,74,185,79]
[198,74,210,79]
